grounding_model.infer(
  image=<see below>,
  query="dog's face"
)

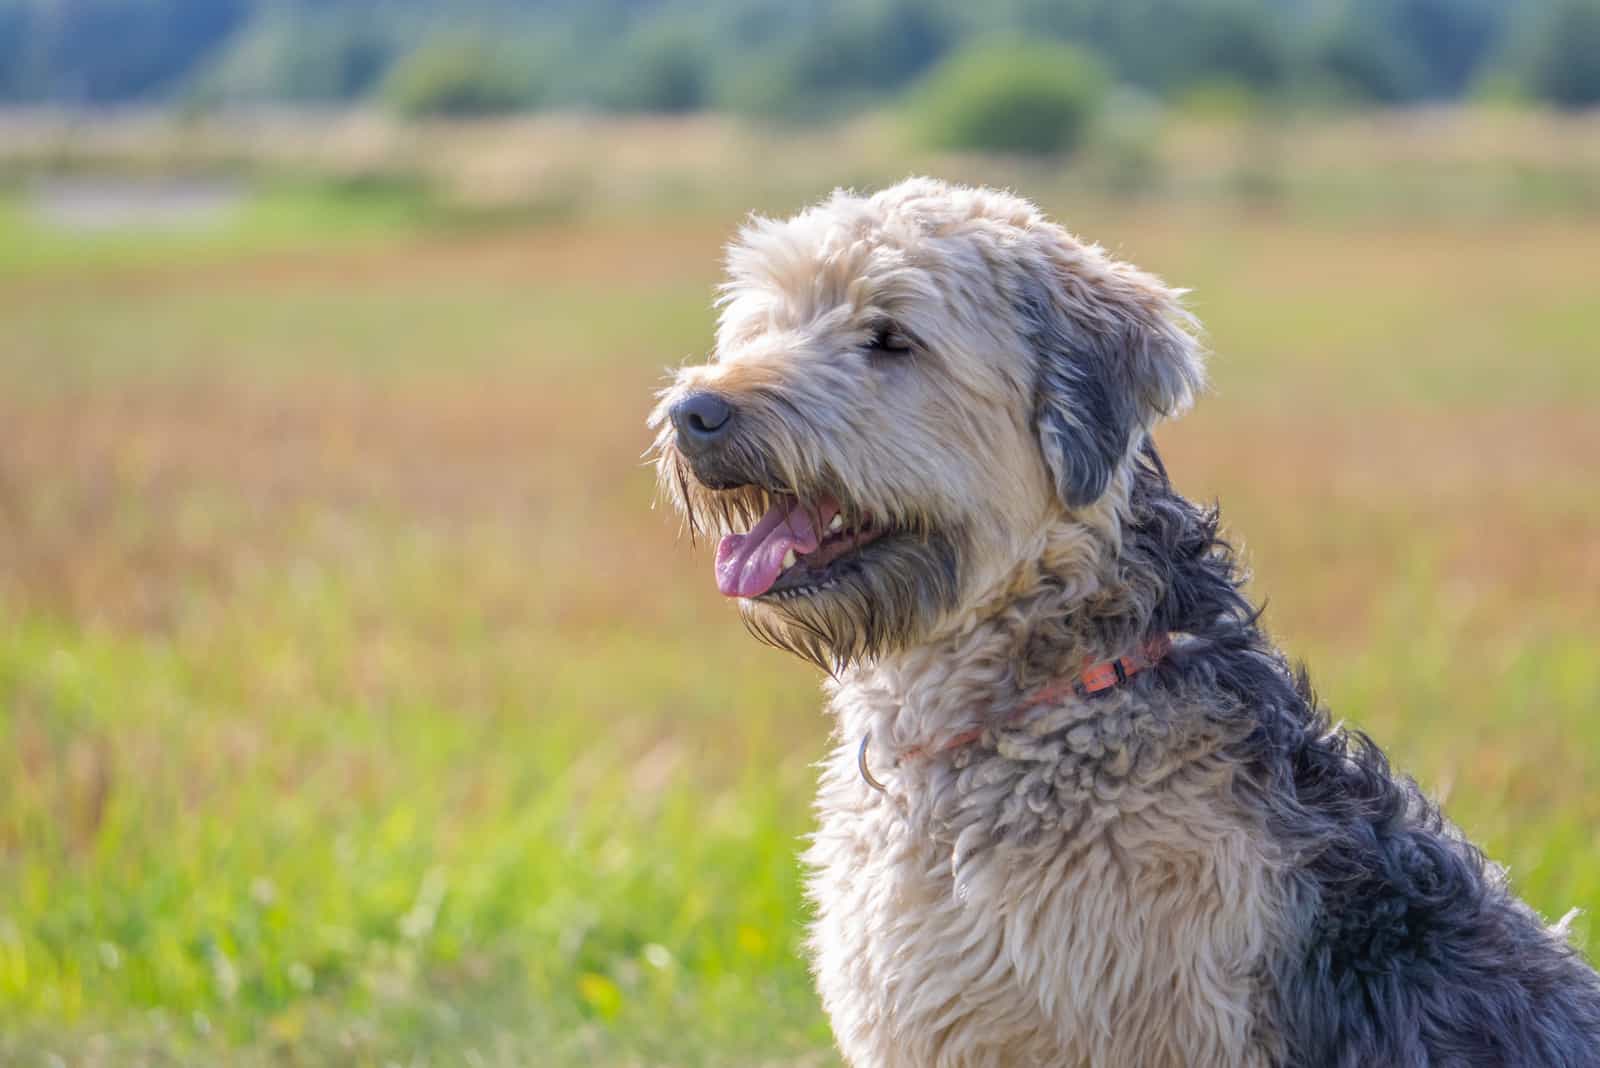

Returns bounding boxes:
[651,179,1203,668]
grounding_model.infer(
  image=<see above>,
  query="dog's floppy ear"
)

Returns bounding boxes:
[1022,232,1204,508]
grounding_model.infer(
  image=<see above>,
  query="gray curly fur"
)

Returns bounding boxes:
[1125,443,1600,1066]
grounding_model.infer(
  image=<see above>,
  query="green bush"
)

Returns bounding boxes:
[1522,0,1600,110]
[381,40,531,119]
[187,9,393,106]
[907,42,1107,157]
[606,28,710,114]
[721,0,954,122]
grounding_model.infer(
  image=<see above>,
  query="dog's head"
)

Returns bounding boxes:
[650,178,1204,668]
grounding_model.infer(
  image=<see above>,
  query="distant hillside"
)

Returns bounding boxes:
[0,0,1595,114]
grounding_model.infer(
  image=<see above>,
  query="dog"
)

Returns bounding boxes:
[649,178,1600,1067]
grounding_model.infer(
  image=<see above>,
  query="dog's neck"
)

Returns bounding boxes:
[830,510,1147,754]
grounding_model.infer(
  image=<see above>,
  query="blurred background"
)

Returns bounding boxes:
[1,1,1598,1064]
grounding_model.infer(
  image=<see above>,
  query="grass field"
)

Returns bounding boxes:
[2,143,1599,1064]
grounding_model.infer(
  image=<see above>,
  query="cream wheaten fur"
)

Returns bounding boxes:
[649,178,1600,1067]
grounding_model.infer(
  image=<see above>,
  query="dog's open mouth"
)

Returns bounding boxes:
[714,493,886,599]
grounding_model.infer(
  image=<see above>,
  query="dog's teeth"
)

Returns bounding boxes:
[829,514,844,532]
[783,549,797,569]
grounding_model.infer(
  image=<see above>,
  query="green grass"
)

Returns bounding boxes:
[1,176,1598,1066]
[1,619,826,1065]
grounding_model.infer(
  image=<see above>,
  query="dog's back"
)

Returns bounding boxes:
[1139,462,1600,1066]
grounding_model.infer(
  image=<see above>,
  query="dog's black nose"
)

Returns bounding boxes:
[670,392,734,450]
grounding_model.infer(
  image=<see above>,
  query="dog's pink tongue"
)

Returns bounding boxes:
[715,497,838,598]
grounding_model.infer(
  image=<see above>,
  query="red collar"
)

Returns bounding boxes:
[859,633,1173,791]
[1025,631,1173,705]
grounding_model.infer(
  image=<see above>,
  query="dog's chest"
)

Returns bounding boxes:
[806,750,1061,1067]
[804,695,1286,1068]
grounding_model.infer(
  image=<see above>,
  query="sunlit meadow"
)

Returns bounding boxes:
[1,113,1598,1065]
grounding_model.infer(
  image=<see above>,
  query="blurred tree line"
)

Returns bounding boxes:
[0,0,1597,118]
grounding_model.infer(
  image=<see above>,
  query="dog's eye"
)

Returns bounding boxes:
[864,323,914,358]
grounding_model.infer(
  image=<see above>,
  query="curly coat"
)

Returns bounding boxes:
[651,178,1600,1067]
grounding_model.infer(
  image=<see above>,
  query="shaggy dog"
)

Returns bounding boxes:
[649,178,1600,1067]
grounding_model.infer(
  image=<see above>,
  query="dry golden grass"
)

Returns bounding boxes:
[5,107,1599,218]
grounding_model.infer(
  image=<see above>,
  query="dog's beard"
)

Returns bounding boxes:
[652,431,966,670]
[738,527,963,671]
